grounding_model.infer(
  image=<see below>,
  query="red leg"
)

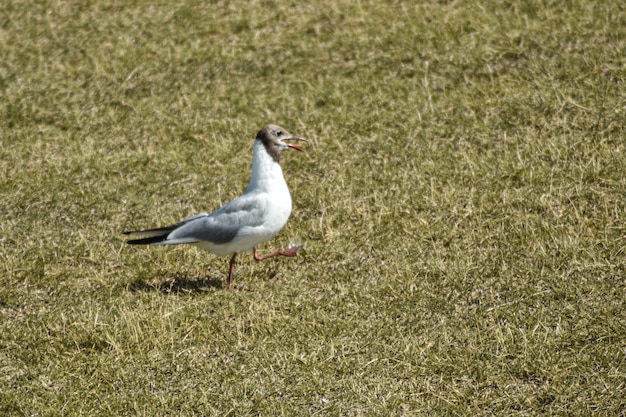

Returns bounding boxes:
[253,245,302,262]
[227,253,238,290]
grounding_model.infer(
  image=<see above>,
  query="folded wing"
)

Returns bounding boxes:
[124,194,266,246]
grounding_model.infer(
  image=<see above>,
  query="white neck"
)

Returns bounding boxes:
[245,140,288,195]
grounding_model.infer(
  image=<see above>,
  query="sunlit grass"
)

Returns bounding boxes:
[1,0,625,415]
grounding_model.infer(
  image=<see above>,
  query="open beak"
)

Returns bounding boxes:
[281,136,307,152]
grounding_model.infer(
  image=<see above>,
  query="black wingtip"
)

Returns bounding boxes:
[126,235,168,245]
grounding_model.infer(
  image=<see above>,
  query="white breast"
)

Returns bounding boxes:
[193,140,293,255]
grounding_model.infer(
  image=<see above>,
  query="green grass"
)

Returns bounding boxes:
[1,0,625,415]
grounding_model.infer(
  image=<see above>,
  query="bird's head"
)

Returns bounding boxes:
[256,124,307,162]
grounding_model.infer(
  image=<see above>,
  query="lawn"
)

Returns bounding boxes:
[1,0,625,415]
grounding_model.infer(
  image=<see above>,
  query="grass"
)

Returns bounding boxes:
[1,0,625,415]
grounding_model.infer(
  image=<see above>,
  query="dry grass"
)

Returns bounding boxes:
[1,0,625,415]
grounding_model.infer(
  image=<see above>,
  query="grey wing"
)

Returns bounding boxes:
[167,195,265,244]
[124,212,210,244]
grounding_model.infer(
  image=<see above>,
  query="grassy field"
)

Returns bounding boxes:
[1,0,625,415]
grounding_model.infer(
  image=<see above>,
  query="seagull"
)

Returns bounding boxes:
[123,124,307,290]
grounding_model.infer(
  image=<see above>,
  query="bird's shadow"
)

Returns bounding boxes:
[128,273,223,295]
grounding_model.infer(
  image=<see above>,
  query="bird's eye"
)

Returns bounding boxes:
[275,130,283,136]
